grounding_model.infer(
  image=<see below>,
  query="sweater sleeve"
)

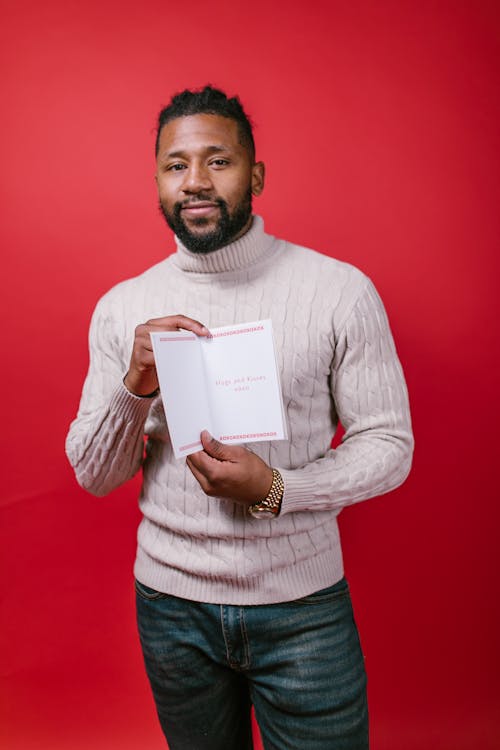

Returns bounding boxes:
[65,297,153,497]
[278,278,414,515]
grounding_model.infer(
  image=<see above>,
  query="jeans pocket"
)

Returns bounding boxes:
[295,577,349,604]
[135,579,169,601]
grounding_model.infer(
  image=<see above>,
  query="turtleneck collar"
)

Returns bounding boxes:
[170,215,277,274]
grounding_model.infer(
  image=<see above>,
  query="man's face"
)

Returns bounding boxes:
[155,114,264,253]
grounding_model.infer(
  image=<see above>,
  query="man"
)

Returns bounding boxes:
[66,86,413,750]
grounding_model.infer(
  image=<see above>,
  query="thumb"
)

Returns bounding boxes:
[200,430,233,460]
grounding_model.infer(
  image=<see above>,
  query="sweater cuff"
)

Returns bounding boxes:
[109,380,158,422]
[277,468,321,516]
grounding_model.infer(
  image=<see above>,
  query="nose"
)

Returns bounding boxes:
[181,163,213,194]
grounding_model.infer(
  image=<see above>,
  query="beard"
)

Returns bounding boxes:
[159,189,253,254]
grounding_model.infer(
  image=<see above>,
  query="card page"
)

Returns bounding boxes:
[150,320,287,459]
[149,330,212,457]
[200,320,287,447]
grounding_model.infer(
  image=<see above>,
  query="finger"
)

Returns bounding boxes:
[133,335,155,353]
[200,430,242,461]
[186,446,219,476]
[185,455,212,491]
[187,451,240,498]
[185,447,205,471]
[146,315,210,336]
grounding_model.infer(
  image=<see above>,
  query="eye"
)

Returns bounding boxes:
[167,163,187,172]
[210,159,230,167]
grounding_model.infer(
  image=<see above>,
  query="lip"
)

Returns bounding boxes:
[181,202,219,218]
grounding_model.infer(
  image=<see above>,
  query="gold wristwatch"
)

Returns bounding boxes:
[248,469,284,519]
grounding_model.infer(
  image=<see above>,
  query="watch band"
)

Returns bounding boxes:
[248,469,284,519]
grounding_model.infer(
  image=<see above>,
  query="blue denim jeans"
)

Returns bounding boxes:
[136,577,368,750]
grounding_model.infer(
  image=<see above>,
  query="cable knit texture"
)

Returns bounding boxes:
[66,216,413,604]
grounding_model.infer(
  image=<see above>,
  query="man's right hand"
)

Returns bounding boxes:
[123,314,209,396]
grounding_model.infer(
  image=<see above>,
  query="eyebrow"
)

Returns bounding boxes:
[161,144,233,161]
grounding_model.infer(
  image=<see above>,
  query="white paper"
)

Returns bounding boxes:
[150,320,288,458]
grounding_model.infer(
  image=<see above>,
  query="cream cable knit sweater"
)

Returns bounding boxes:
[66,216,413,605]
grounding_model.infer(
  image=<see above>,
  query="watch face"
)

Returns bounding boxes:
[249,506,277,519]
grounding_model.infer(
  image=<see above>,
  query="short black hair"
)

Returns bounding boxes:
[155,85,255,160]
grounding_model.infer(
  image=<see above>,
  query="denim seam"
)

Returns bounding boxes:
[220,605,235,668]
[296,590,350,605]
[135,580,169,601]
[238,608,251,671]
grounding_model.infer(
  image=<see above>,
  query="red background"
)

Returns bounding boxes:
[1,1,499,748]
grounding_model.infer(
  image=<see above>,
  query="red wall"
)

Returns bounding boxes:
[1,1,499,748]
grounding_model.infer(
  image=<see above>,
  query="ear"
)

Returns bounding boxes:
[251,161,265,197]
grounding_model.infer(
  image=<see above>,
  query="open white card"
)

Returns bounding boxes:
[150,320,288,458]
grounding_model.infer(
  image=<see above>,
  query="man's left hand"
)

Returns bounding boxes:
[186,431,273,507]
